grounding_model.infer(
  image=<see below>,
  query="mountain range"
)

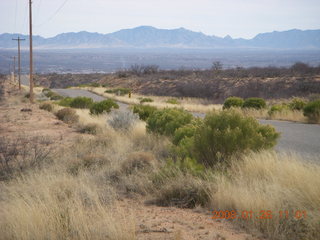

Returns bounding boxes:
[1,26,320,49]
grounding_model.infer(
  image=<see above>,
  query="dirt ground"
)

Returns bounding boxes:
[0,77,259,240]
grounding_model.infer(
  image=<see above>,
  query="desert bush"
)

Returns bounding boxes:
[146,108,193,136]
[89,99,119,115]
[243,97,266,109]
[69,96,93,109]
[77,123,100,135]
[193,110,279,167]
[289,98,306,110]
[107,110,138,131]
[121,152,155,175]
[105,88,131,96]
[0,136,53,180]
[153,174,210,208]
[172,119,202,145]
[39,103,53,112]
[58,97,73,107]
[140,98,153,104]
[303,100,320,123]
[49,93,64,100]
[166,98,180,104]
[133,105,157,121]
[56,108,79,124]
[223,96,244,109]
[44,90,63,100]
[268,104,289,116]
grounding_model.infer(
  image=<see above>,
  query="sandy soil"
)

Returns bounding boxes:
[120,198,259,240]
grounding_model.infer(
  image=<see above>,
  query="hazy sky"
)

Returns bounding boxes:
[1,0,320,39]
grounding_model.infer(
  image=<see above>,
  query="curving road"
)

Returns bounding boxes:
[21,76,320,160]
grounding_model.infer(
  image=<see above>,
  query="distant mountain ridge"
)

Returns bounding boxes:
[1,26,320,49]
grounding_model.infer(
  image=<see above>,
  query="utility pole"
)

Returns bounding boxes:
[12,56,16,83]
[12,36,25,90]
[29,0,34,103]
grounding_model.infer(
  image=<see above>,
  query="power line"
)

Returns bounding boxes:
[34,0,70,28]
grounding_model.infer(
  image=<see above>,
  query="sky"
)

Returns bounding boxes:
[1,0,320,39]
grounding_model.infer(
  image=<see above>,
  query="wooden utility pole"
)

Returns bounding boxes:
[12,56,16,83]
[12,36,25,90]
[29,0,34,103]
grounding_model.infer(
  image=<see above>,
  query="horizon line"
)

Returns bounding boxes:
[1,26,320,40]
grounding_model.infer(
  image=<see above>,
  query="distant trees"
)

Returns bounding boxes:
[211,61,223,72]
[130,64,159,75]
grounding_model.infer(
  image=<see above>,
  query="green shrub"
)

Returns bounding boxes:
[69,97,93,109]
[39,103,53,112]
[223,97,244,109]
[171,119,202,159]
[105,88,131,96]
[172,119,202,145]
[133,105,157,121]
[43,90,63,100]
[193,110,279,167]
[55,108,79,124]
[49,93,64,100]
[289,98,306,110]
[243,97,266,109]
[89,99,119,115]
[166,98,180,104]
[268,104,289,116]
[303,100,320,123]
[58,97,73,107]
[146,108,193,136]
[140,98,153,104]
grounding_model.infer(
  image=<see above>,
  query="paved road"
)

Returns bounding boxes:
[20,76,319,160]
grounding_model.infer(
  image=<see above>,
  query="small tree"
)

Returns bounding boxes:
[212,61,223,72]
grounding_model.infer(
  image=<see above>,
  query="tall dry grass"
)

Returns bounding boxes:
[0,169,136,240]
[267,109,307,123]
[209,151,320,240]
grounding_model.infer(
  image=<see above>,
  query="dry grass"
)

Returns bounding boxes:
[0,170,136,240]
[209,151,320,240]
[267,109,307,122]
